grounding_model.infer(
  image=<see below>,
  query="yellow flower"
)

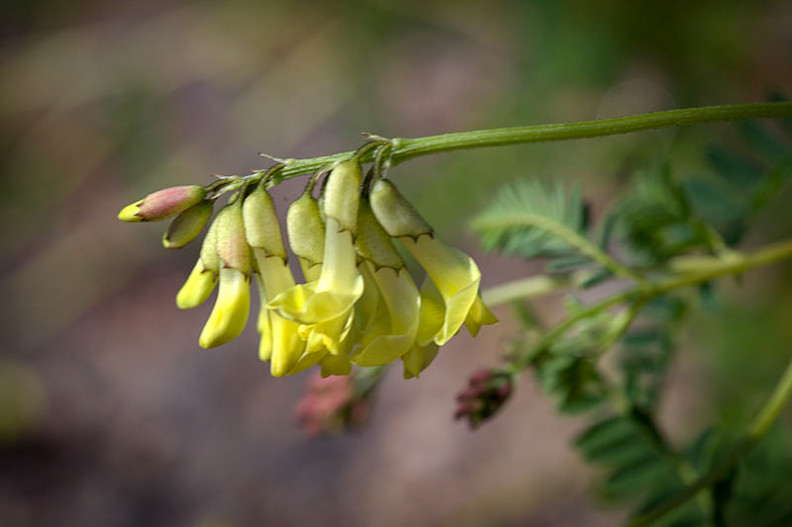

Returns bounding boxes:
[199,266,250,348]
[370,178,495,345]
[269,160,365,355]
[350,200,420,366]
[198,201,251,348]
[242,185,314,377]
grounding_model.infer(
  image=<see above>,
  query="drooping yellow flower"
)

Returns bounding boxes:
[198,201,251,348]
[269,160,365,355]
[242,184,315,377]
[370,178,495,345]
[350,199,420,366]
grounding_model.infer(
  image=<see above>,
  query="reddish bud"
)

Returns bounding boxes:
[118,185,207,222]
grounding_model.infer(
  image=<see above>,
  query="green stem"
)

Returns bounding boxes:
[249,102,792,183]
[503,236,792,373]
[248,102,792,181]
[626,356,792,527]
[482,274,574,307]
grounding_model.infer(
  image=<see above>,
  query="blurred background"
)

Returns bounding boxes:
[1,0,791,525]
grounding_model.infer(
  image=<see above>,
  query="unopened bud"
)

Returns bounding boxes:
[163,199,213,249]
[323,160,362,233]
[369,179,433,239]
[118,185,206,222]
[455,369,513,429]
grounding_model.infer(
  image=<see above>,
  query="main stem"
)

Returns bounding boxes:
[261,102,792,181]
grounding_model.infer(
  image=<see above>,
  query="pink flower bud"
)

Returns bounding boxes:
[118,185,206,222]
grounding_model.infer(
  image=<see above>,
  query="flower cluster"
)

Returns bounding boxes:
[118,158,496,378]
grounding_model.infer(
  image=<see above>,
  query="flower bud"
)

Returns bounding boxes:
[454,369,513,429]
[242,186,287,259]
[118,185,206,222]
[287,191,325,278]
[369,179,433,239]
[162,199,213,249]
[322,159,362,234]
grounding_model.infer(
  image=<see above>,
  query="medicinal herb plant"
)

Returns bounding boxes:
[119,100,792,526]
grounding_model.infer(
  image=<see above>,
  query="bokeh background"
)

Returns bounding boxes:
[1,1,791,526]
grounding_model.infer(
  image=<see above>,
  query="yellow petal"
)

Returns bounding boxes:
[285,347,330,376]
[465,294,498,337]
[250,249,307,376]
[254,275,273,362]
[353,263,389,340]
[402,342,440,379]
[199,268,250,348]
[269,315,306,377]
[176,261,218,309]
[352,265,420,367]
[319,348,353,377]
[416,278,445,346]
[400,235,481,345]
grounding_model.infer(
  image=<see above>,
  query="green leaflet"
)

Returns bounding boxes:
[471,178,586,260]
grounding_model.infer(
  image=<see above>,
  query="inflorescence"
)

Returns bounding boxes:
[118,151,496,378]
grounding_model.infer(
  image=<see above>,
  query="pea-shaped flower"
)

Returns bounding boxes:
[242,185,314,377]
[350,199,420,367]
[197,200,251,349]
[370,178,495,346]
[269,160,365,355]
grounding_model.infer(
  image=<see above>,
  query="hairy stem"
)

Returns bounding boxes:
[245,102,792,182]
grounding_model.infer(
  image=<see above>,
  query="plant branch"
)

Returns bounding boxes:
[241,102,792,183]
[501,236,792,371]
[482,274,575,307]
[625,356,792,527]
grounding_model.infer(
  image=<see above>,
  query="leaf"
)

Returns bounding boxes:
[576,416,655,465]
[603,455,676,500]
[613,164,705,264]
[536,354,603,414]
[471,178,587,259]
